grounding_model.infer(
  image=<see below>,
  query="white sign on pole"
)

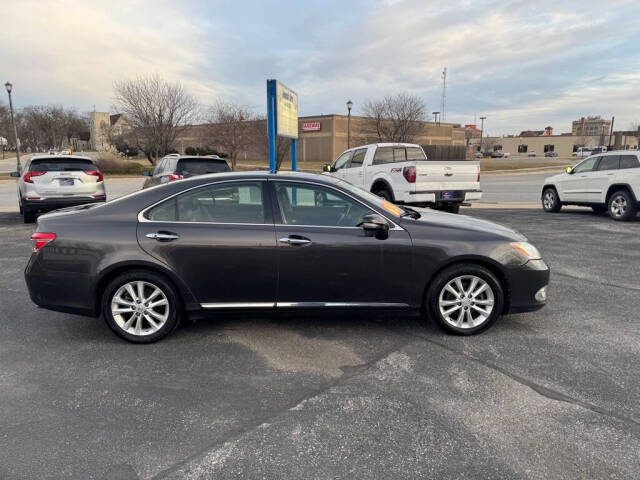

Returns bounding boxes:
[275,81,298,139]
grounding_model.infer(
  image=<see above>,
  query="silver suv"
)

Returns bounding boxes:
[11,155,106,223]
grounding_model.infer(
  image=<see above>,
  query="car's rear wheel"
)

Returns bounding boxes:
[608,190,637,221]
[373,187,393,201]
[542,188,561,212]
[102,270,181,343]
[425,263,504,335]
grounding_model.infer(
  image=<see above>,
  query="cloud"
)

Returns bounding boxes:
[1,0,639,133]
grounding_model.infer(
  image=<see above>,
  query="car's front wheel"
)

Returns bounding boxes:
[542,188,561,213]
[608,190,638,221]
[102,270,181,343]
[426,264,504,335]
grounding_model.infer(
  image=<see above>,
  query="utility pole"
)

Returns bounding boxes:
[440,68,447,123]
[346,100,353,149]
[608,116,615,150]
[479,116,486,154]
[4,82,21,173]
[432,111,440,126]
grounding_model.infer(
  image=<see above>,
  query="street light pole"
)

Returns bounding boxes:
[432,111,440,126]
[479,116,486,154]
[4,82,21,173]
[346,100,353,149]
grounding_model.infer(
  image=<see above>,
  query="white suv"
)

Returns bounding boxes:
[11,155,106,223]
[541,151,640,221]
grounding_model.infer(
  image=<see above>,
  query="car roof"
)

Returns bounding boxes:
[29,154,94,161]
[173,169,341,186]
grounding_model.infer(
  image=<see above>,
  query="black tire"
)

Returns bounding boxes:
[19,197,23,215]
[425,263,504,335]
[542,187,561,212]
[443,203,460,214]
[591,205,607,214]
[607,189,638,221]
[23,209,36,223]
[102,270,182,343]
[373,187,393,202]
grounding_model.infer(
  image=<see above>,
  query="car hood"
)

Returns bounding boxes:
[544,172,566,184]
[402,208,527,241]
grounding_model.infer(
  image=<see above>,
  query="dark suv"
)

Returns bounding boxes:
[142,155,230,188]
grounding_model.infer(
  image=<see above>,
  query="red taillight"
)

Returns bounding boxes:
[30,232,56,252]
[86,170,104,182]
[403,166,416,183]
[169,174,183,181]
[23,171,45,183]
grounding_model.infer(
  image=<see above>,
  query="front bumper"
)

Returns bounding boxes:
[403,190,483,204]
[23,196,105,213]
[505,259,550,314]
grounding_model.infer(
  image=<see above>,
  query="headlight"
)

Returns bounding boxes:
[509,242,542,260]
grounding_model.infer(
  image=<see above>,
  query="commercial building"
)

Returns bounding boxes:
[572,116,612,136]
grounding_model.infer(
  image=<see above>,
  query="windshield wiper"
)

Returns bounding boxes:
[400,206,421,219]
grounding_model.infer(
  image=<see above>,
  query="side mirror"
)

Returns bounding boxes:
[322,164,335,173]
[358,214,389,238]
[566,167,573,174]
[142,171,151,176]
[10,171,20,178]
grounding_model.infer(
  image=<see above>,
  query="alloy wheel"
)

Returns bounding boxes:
[610,195,627,217]
[110,281,169,336]
[543,191,555,209]
[438,275,495,329]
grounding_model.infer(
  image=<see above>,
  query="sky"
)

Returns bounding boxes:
[1,0,639,136]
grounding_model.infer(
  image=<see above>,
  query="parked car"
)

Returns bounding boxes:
[544,151,558,157]
[572,147,592,157]
[527,151,537,157]
[11,155,106,223]
[58,149,71,155]
[25,171,548,343]
[490,150,504,158]
[474,152,483,159]
[323,143,481,214]
[541,151,640,220]
[142,155,230,188]
[503,152,511,158]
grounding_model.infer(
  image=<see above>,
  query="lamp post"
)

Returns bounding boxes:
[346,100,353,149]
[432,111,440,126]
[479,116,486,155]
[4,81,21,173]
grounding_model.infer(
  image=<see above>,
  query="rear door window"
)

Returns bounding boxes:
[597,156,619,171]
[372,147,393,165]
[146,181,264,223]
[29,159,94,171]
[177,158,230,175]
[620,155,640,169]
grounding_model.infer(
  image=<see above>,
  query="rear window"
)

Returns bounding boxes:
[406,147,426,161]
[30,158,95,172]
[620,155,640,169]
[176,158,230,175]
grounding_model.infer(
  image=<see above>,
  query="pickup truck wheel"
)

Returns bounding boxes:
[542,188,562,213]
[608,190,637,221]
[425,263,504,335]
[373,188,393,202]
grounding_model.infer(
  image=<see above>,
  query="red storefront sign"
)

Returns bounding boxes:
[301,121,321,132]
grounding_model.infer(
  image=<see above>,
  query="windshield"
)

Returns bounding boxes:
[336,179,404,217]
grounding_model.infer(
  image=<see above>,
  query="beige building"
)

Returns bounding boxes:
[174,114,468,163]
[572,116,612,136]
[483,132,638,157]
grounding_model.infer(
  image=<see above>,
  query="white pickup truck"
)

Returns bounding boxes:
[322,143,482,213]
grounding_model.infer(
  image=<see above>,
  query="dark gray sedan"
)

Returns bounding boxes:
[25,172,549,343]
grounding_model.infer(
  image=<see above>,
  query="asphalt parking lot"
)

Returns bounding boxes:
[1,208,639,479]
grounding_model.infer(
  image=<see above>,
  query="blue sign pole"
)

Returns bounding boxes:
[291,138,297,171]
[266,79,277,173]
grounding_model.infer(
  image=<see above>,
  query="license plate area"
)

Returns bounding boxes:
[440,191,460,200]
[59,178,74,186]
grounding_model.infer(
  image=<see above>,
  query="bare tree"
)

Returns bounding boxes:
[362,93,426,143]
[245,117,291,170]
[206,100,255,170]
[113,75,198,164]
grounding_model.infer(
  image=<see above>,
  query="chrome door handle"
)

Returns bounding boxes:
[146,232,180,241]
[279,236,311,245]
